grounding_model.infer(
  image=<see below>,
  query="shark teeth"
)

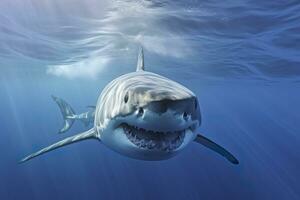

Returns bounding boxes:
[122,123,186,151]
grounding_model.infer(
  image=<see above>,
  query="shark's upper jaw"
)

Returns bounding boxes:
[99,95,200,160]
[121,123,187,152]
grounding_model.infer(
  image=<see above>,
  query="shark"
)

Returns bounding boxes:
[51,95,95,133]
[21,48,239,164]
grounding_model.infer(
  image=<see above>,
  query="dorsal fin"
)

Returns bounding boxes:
[136,47,145,71]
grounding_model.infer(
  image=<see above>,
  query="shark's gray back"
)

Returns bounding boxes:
[95,71,195,131]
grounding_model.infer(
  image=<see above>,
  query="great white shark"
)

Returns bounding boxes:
[51,95,95,133]
[21,49,239,164]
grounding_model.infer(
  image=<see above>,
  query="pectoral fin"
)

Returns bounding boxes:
[20,128,98,163]
[194,134,239,164]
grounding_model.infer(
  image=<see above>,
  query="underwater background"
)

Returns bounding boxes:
[0,0,300,199]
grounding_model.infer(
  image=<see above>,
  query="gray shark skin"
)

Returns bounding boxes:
[51,95,95,133]
[21,48,238,164]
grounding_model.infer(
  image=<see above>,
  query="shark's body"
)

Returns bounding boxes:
[21,49,238,164]
[52,96,95,133]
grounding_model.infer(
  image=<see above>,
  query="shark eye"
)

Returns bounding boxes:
[138,107,144,115]
[124,93,129,103]
[183,112,188,120]
[195,100,198,109]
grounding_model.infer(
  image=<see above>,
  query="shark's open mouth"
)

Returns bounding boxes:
[121,123,186,151]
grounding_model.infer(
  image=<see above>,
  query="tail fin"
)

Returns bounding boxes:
[52,95,75,133]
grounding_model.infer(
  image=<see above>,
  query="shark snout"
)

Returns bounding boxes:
[133,97,200,132]
[136,106,191,122]
[139,98,198,117]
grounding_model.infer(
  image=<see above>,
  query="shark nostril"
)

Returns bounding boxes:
[138,107,144,116]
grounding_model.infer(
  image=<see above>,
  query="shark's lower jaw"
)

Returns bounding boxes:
[121,123,186,152]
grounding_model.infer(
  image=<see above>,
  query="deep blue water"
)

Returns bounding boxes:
[1,0,300,200]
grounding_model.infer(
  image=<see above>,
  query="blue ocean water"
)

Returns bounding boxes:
[1,0,300,199]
